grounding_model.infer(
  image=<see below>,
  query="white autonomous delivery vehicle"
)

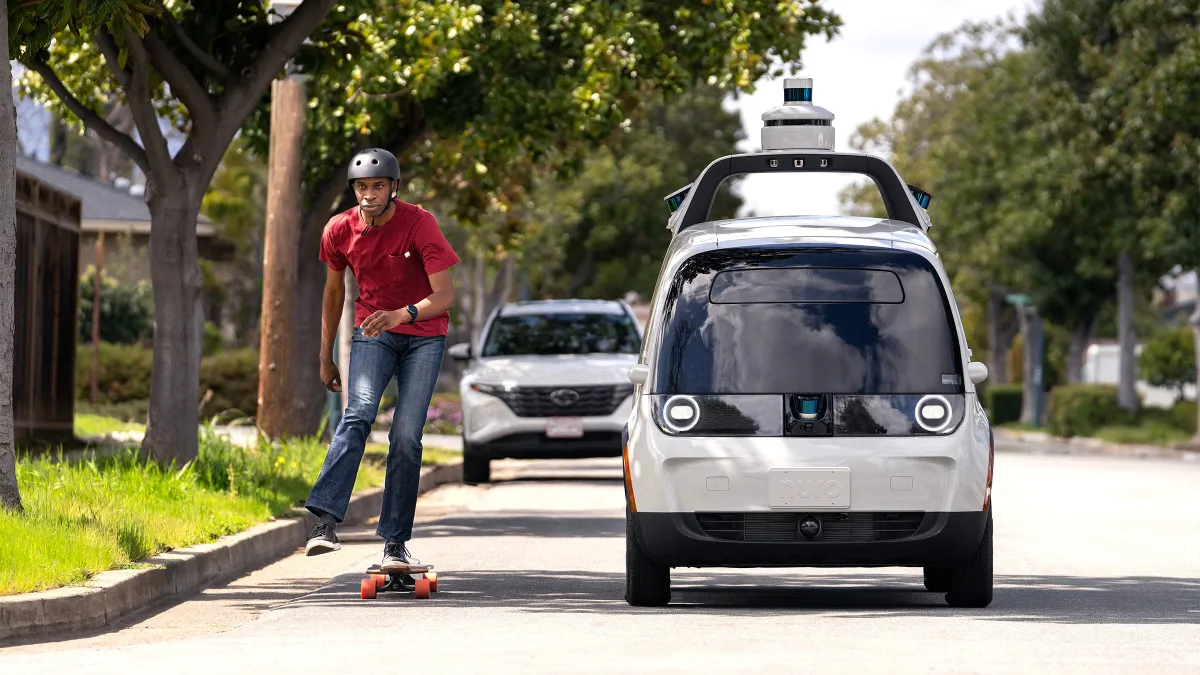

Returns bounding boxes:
[622,78,994,608]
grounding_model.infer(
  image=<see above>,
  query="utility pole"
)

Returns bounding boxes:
[256,57,306,438]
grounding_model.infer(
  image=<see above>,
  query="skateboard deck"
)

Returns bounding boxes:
[360,564,439,600]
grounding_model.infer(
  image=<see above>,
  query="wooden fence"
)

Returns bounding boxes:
[14,169,81,444]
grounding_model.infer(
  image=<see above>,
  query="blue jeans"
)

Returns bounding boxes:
[305,327,445,543]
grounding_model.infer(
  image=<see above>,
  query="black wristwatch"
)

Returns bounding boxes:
[405,304,419,323]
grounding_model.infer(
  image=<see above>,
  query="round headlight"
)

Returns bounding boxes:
[663,395,701,433]
[915,394,953,432]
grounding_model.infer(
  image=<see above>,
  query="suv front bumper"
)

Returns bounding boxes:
[461,387,633,459]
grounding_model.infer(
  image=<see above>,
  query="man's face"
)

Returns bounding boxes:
[353,178,394,218]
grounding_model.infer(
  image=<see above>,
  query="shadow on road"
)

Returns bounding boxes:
[334,513,625,540]
[255,568,1200,625]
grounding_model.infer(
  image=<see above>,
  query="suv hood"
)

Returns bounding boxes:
[466,354,637,387]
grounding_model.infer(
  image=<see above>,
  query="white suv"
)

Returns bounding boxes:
[448,299,643,483]
[622,78,993,608]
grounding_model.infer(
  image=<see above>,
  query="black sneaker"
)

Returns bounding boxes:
[379,541,427,573]
[305,521,340,556]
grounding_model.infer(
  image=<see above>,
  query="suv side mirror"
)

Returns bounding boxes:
[967,361,988,384]
[447,342,472,361]
[628,364,649,385]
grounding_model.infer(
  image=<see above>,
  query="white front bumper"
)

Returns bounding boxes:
[626,394,991,513]
[461,386,634,445]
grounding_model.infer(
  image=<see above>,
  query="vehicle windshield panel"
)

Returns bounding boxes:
[482,312,642,357]
[652,246,965,395]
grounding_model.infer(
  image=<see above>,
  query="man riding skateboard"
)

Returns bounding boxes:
[303,148,460,574]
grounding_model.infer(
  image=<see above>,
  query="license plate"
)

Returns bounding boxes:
[546,417,584,438]
[768,468,850,508]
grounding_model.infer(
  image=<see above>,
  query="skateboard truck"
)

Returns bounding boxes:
[360,564,438,600]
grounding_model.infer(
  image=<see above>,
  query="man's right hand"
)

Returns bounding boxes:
[321,357,342,393]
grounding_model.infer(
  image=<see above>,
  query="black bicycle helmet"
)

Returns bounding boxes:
[347,148,400,186]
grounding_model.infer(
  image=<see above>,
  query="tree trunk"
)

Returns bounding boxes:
[141,192,206,467]
[288,242,328,436]
[1116,250,1139,411]
[257,76,306,439]
[288,186,355,437]
[987,289,1019,385]
[90,232,104,402]
[1065,319,1093,385]
[471,251,487,347]
[0,2,23,511]
[1017,306,1038,425]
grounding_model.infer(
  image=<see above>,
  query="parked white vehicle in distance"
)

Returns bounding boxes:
[448,299,643,484]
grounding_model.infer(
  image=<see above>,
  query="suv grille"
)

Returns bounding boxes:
[695,512,925,543]
[497,384,633,418]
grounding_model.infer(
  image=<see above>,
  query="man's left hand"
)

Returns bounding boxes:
[361,309,408,337]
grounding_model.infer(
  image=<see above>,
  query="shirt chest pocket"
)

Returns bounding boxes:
[382,249,421,278]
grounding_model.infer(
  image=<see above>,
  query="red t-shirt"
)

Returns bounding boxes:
[319,199,460,337]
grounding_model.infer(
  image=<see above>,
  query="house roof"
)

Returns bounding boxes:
[16,155,214,233]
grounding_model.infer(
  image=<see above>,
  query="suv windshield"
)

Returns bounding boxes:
[653,247,965,395]
[482,312,642,357]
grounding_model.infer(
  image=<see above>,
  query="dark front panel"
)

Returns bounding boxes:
[497,384,634,418]
[696,512,926,543]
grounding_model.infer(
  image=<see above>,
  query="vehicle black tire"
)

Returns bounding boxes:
[625,503,670,606]
[922,566,950,592]
[944,511,993,608]
[461,445,491,485]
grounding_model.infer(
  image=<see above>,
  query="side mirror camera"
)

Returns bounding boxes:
[967,361,988,384]
[628,364,649,385]
[447,342,472,361]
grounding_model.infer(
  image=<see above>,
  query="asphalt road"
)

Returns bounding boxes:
[3,446,1199,674]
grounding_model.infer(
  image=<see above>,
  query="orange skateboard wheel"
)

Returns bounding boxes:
[373,574,387,589]
[424,572,438,592]
[361,578,377,599]
[414,578,431,599]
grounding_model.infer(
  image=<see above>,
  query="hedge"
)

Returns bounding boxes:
[76,343,259,420]
[1172,400,1198,435]
[1045,385,1129,437]
[983,384,1023,425]
[198,349,260,421]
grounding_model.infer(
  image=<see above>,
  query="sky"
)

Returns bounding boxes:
[726,0,1034,218]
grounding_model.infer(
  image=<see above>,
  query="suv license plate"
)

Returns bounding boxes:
[546,417,584,438]
[768,468,850,508]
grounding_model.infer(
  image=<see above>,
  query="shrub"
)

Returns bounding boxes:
[984,384,1024,425]
[77,267,153,345]
[1046,385,1129,437]
[1139,325,1196,400]
[203,321,224,357]
[199,349,260,421]
[75,342,154,402]
[77,343,260,421]
[1172,400,1198,435]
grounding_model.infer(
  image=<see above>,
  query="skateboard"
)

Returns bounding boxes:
[360,563,439,600]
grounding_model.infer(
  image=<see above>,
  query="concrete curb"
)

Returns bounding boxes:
[995,428,1200,461]
[0,461,463,645]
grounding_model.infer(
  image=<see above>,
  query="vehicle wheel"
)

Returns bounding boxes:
[625,503,670,606]
[462,445,491,484]
[944,511,993,608]
[922,566,950,592]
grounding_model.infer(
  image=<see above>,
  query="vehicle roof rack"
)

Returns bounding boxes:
[669,78,932,236]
